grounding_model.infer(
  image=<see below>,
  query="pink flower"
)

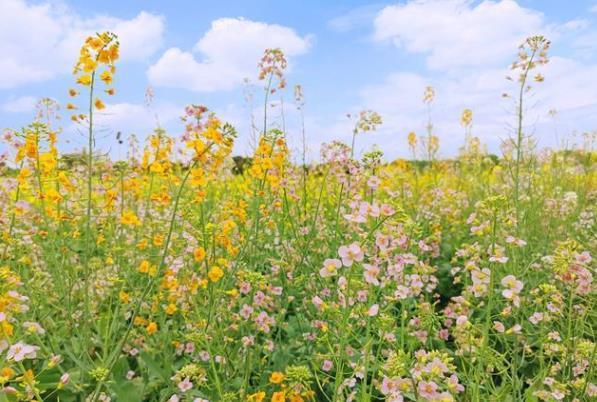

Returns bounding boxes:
[490,255,509,264]
[320,258,342,278]
[359,202,380,218]
[551,390,565,400]
[178,377,193,393]
[312,296,324,310]
[380,377,402,397]
[380,204,394,216]
[471,282,488,298]
[239,281,251,294]
[254,311,275,333]
[59,373,70,386]
[198,351,210,361]
[418,240,432,252]
[185,342,195,354]
[253,291,266,306]
[322,360,333,372]
[414,330,428,343]
[438,329,449,340]
[447,374,464,392]
[375,233,391,250]
[417,380,439,399]
[269,286,283,296]
[357,290,368,302]
[471,268,490,285]
[501,275,523,299]
[338,243,364,267]
[437,391,455,400]
[493,321,505,333]
[363,264,380,286]
[239,304,254,319]
[427,358,449,375]
[6,342,39,362]
[344,212,367,223]
[576,251,592,264]
[529,312,544,325]
[368,304,379,317]
[395,285,410,300]
[242,336,255,347]
[367,176,380,189]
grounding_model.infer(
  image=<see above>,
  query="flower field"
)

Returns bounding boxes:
[0,32,595,402]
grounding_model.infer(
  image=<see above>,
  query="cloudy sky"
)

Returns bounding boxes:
[1,0,596,160]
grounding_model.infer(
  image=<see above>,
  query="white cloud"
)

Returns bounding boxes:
[350,55,597,157]
[61,100,181,158]
[373,0,545,70]
[93,101,180,135]
[322,0,597,158]
[573,30,597,53]
[1,96,38,113]
[0,0,164,89]
[328,4,383,33]
[148,18,311,92]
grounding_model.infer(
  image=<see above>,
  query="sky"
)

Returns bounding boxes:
[1,0,597,161]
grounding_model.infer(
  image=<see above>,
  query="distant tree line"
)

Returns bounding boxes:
[2,150,593,177]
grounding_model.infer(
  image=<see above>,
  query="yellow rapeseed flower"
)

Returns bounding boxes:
[100,70,113,85]
[77,74,92,86]
[121,210,140,226]
[248,391,266,402]
[208,266,224,283]
[269,372,284,384]
[146,322,158,335]
[94,98,105,110]
[194,247,206,262]
[271,391,285,402]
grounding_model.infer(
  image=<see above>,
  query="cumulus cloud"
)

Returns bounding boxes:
[329,0,597,157]
[328,4,383,33]
[355,59,597,155]
[1,96,38,113]
[148,18,312,92]
[93,101,180,136]
[61,100,182,158]
[0,0,164,89]
[373,0,546,70]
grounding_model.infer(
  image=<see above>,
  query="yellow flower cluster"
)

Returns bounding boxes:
[250,133,289,190]
[70,31,119,122]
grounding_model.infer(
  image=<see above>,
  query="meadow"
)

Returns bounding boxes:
[0,32,595,402]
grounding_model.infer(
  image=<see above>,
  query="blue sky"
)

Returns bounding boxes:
[1,0,597,160]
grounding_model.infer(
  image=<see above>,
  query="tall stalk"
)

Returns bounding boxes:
[83,70,96,330]
[513,48,536,223]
